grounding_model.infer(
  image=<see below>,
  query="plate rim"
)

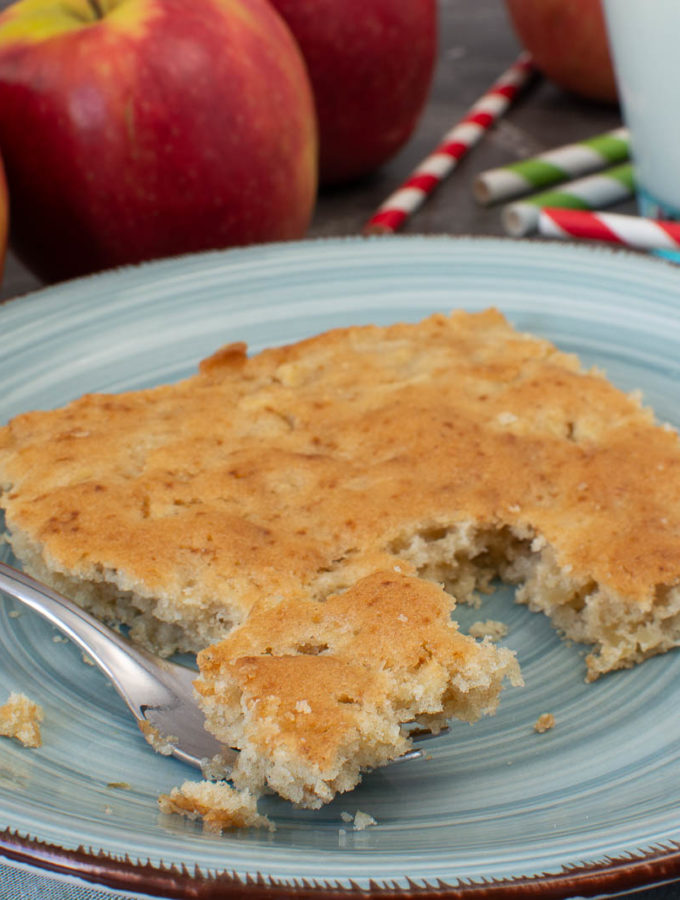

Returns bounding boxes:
[2,826,680,898]
[2,232,677,311]
[3,234,680,899]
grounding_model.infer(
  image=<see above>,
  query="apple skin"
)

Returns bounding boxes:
[504,0,617,103]
[0,152,7,284]
[0,0,318,283]
[269,0,437,185]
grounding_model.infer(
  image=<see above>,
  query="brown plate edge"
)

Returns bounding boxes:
[2,827,680,899]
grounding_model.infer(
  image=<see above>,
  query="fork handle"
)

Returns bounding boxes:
[0,560,175,710]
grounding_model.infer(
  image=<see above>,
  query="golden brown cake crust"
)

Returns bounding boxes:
[1,309,680,672]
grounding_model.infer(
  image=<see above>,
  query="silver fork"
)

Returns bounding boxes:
[0,559,229,768]
[0,561,429,769]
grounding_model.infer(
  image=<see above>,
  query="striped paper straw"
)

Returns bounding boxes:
[364,52,535,235]
[538,207,680,252]
[502,163,635,237]
[474,127,630,205]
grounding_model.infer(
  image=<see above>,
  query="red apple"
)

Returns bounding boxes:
[504,0,617,103]
[0,152,7,284]
[0,0,318,283]
[269,0,437,185]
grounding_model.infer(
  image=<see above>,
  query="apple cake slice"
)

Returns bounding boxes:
[2,307,680,686]
[193,569,521,808]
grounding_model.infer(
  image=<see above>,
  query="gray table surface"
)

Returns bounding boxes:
[0,1,677,898]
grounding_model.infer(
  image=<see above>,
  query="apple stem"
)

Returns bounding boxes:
[86,0,106,19]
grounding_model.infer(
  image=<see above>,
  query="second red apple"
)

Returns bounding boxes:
[504,0,617,103]
[270,0,437,184]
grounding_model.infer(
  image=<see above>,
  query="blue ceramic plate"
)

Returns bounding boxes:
[2,236,680,899]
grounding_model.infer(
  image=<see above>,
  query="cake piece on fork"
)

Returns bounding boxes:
[194,570,521,808]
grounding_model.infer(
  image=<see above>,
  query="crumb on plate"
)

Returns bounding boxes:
[533,713,556,734]
[353,810,377,831]
[0,692,43,748]
[468,619,508,642]
[158,780,274,832]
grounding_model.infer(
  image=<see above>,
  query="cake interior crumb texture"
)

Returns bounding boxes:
[158,780,274,832]
[0,692,43,748]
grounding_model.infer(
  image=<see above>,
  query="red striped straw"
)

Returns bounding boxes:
[538,207,680,252]
[364,52,535,235]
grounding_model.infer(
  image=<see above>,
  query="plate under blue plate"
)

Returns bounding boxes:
[2,236,680,898]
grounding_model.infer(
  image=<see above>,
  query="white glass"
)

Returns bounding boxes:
[603,0,680,260]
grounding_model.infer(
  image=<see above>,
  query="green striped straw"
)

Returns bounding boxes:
[502,163,635,237]
[474,127,630,206]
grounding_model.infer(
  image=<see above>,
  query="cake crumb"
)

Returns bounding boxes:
[107,781,132,790]
[0,692,44,748]
[158,780,275,832]
[341,809,377,830]
[353,810,377,831]
[138,720,175,756]
[468,619,508,642]
[533,713,556,733]
[200,750,235,781]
